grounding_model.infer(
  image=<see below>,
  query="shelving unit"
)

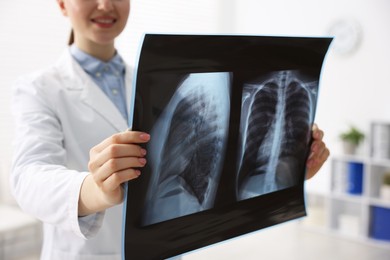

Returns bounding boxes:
[302,154,390,248]
[302,122,390,247]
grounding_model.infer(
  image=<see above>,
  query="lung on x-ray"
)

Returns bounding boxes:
[142,72,231,225]
[123,34,332,260]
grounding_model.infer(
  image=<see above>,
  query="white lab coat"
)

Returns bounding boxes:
[10,48,132,260]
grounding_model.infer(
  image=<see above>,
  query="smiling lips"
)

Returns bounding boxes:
[91,17,116,28]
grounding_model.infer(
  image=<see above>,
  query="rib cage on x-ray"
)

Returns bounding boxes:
[237,70,316,200]
[142,72,231,226]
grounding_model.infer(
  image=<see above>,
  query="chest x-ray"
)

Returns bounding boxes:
[237,70,317,200]
[123,34,332,260]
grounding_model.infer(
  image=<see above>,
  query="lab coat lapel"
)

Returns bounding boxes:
[81,80,128,132]
[60,50,128,132]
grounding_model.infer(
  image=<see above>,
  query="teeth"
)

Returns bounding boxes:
[94,19,114,24]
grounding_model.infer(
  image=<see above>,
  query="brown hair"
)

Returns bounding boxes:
[68,29,74,45]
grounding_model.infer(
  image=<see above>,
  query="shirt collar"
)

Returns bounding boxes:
[70,44,125,77]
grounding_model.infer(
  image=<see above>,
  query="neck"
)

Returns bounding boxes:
[74,40,116,62]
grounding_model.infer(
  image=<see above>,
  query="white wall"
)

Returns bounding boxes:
[117,0,226,66]
[232,0,390,192]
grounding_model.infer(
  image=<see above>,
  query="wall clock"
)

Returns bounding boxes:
[327,19,362,55]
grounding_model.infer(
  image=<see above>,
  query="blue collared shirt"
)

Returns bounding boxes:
[70,45,128,120]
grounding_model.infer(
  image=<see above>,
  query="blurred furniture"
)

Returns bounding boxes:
[0,205,42,260]
[303,152,390,247]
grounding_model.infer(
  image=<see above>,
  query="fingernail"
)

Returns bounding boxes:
[135,170,141,176]
[140,133,150,141]
[139,158,147,164]
[141,148,147,155]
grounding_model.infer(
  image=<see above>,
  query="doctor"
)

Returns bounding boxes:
[10,0,330,259]
[11,0,148,259]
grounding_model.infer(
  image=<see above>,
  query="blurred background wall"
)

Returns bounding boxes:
[0,0,389,258]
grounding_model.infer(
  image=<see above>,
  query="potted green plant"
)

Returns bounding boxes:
[380,172,390,201]
[339,126,365,154]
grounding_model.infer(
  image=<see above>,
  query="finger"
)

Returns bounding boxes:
[93,157,147,184]
[318,146,330,163]
[306,158,322,179]
[307,143,330,169]
[103,168,142,192]
[89,143,147,171]
[307,140,322,159]
[312,127,324,141]
[308,140,326,160]
[91,131,150,154]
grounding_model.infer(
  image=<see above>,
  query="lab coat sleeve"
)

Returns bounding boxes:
[10,76,104,240]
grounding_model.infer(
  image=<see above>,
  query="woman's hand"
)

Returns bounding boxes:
[305,124,330,180]
[79,131,150,216]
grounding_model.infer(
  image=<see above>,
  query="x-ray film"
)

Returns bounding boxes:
[123,34,332,260]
